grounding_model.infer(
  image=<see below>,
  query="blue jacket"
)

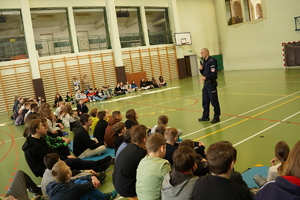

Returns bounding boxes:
[254,176,300,200]
[46,175,94,200]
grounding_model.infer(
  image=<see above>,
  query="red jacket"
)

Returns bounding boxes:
[104,117,121,148]
[87,92,95,97]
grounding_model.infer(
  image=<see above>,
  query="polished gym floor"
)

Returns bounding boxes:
[1,68,300,199]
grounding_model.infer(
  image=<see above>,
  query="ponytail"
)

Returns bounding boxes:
[275,141,290,175]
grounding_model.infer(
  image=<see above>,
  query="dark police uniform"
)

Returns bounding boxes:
[199,56,221,122]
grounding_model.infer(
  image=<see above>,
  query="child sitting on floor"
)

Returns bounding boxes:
[113,122,126,155]
[46,160,117,200]
[87,89,96,102]
[80,92,89,103]
[77,99,89,117]
[70,111,81,133]
[65,92,75,104]
[136,133,171,200]
[161,146,199,200]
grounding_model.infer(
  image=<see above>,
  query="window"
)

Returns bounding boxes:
[31,8,73,57]
[226,0,264,26]
[73,7,110,52]
[145,8,172,45]
[116,7,145,48]
[0,10,27,62]
[225,0,243,25]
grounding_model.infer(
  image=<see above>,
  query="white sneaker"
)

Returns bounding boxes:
[93,99,96,101]
[89,100,92,102]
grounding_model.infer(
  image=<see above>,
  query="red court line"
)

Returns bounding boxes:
[1,125,19,194]
[0,131,14,162]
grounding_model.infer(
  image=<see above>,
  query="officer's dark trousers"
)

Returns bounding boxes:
[202,82,221,119]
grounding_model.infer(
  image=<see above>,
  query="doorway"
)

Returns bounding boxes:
[184,55,199,77]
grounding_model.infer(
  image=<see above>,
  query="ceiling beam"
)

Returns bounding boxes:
[95,20,104,29]
[60,21,67,31]
[153,18,165,26]
[125,18,138,28]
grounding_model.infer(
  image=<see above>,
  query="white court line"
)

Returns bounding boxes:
[134,82,247,112]
[4,137,23,143]
[2,83,245,143]
[104,95,142,103]
[142,87,179,94]
[181,90,300,138]
[100,87,179,103]
[233,111,300,147]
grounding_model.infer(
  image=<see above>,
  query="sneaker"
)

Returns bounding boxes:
[254,175,267,187]
[97,171,106,183]
[97,157,113,172]
[97,156,112,164]
[111,157,115,164]
[210,119,220,123]
[198,118,210,121]
[89,100,92,102]
[93,99,96,101]
[104,190,118,200]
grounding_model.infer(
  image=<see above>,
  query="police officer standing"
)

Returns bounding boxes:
[198,48,221,123]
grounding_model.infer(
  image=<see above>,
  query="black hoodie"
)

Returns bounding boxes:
[22,135,67,177]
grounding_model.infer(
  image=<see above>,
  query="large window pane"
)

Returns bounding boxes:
[145,8,173,45]
[225,0,244,25]
[31,8,73,57]
[73,7,110,52]
[0,10,27,62]
[116,7,144,48]
[245,0,263,21]
[243,0,251,22]
[226,0,264,26]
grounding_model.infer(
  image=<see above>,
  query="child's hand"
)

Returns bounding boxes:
[91,176,101,188]
[83,170,97,176]
[199,141,205,147]
[67,155,76,159]
[58,123,64,129]
[270,158,279,166]
[62,137,70,144]
[87,170,98,176]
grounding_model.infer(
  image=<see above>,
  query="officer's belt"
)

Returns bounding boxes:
[204,79,216,84]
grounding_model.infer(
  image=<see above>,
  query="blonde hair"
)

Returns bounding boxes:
[282,140,300,178]
[51,160,71,183]
[164,127,178,141]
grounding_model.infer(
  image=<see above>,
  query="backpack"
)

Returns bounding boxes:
[14,114,24,126]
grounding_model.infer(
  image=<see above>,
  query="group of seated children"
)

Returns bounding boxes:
[7,96,300,200]
[16,100,117,199]
[115,76,167,95]
[33,75,168,110]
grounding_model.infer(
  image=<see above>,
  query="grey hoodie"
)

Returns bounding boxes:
[161,170,198,200]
